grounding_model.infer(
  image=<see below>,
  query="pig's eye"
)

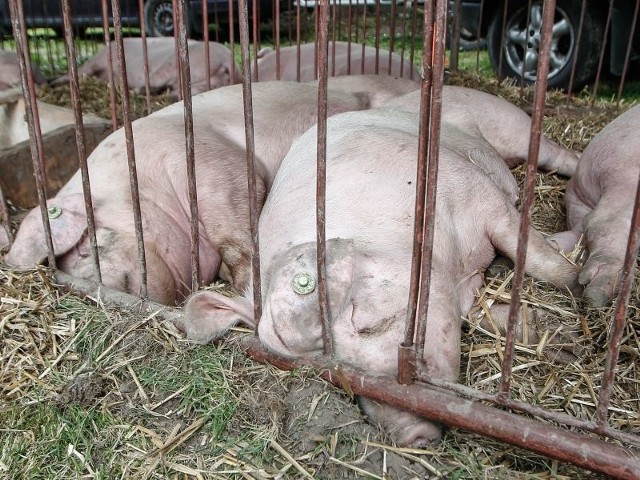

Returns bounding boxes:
[292,272,316,295]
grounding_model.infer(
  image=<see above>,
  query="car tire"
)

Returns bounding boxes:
[144,0,192,37]
[487,0,605,90]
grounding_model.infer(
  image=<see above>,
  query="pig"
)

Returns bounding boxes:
[182,109,579,445]
[383,87,579,176]
[4,77,418,304]
[547,105,640,306]
[253,41,418,82]
[0,89,106,149]
[0,50,46,91]
[55,37,240,98]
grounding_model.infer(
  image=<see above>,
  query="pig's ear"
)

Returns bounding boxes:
[181,291,255,344]
[5,193,88,266]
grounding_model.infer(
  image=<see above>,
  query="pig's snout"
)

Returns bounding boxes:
[396,421,443,447]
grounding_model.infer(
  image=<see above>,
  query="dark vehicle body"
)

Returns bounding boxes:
[0,0,281,38]
[455,0,640,89]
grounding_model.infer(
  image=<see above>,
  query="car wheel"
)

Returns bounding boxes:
[144,0,191,37]
[487,0,605,90]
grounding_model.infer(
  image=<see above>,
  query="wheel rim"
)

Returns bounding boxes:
[503,2,575,82]
[153,2,174,36]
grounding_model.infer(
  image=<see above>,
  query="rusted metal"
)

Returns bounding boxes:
[497,0,508,79]
[236,0,263,325]
[239,336,640,480]
[111,0,148,299]
[137,0,152,115]
[228,0,236,85]
[414,0,447,360]
[449,0,461,71]
[566,0,586,100]
[360,1,367,74]
[397,344,416,385]
[347,0,353,75]
[175,0,201,293]
[591,0,613,101]
[518,0,533,95]
[202,0,212,92]
[388,0,397,75]
[8,0,55,269]
[295,0,301,82]
[402,0,435,349]
[474,0,484,70]
[316,0,333,358]
[253,0,260,81]
[616,0,640,103]
[500,0,554,396]
[595,173,640,428]
[60,0,102,284]
[99,0,118,131]
[374,0,380,74]
[399,0,408,77]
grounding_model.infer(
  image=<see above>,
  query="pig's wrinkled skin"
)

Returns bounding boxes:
[384,87,579,176]
[183,109,579,445]
[5,77,417,304]
[548,105,640,306]
[0,50,46,91]
[253,41,418,82]
[60,38,240,98]
[0,91,106,149]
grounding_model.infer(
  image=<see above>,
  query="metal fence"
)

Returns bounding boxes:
[1,0,639,478]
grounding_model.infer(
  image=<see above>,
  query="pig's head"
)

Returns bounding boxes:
[4,193,177,304]
[257,238,443,446]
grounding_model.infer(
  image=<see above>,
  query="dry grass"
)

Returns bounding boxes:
[1,71,639,479]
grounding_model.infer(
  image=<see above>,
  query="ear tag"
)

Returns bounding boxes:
[47,205,62,219]
[292,272,316,295]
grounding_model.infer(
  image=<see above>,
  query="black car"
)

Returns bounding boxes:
[0,0,280,38]
[456,0,640,90]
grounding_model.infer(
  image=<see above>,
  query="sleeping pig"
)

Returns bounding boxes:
[548,104,640,306]
[182,108,579,445]
[56,37,240,98]
[4,76,419,304]
[253,41,418,82]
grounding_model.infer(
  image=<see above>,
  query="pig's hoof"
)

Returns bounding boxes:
[579,259,620,307]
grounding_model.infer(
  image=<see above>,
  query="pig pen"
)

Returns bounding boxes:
[1,0,640,478]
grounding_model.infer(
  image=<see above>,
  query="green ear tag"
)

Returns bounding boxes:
[292,272,316,295]
[47,205,62,219]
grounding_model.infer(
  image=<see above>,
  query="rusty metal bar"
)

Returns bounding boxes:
[500,0,554,396]
[388,0,397,75]
[497,0,508,80]
[316,0,333,357]
[202,0,212,92]
[331,7,337,78]
[229,0,236,85]
[253,0,260,81]
[137,0,152,117]
[402,0,436,350]
[238,336,640,480]
[409,0,418,80]
[172,1,183,101]
[616,0,640,103]
[414,368,640,447]
[175,0,200,293]
[360,1,367,74]
[111,0,148,299]
[295,0,301,82]
[449,0,461,71]
[591,0,613,101]
[60,0,102,284]
[8,0,56,270]
[474,0,484,70]
[374,0,380,74]
[519,0,532,95]
[275,0,281,78]
[100,0,118,131]
[415,0,447,360]
[347,0,353,75]
[236,0,262,325]
[595,173,640,427]
[399,0,408,77]
[566,0,586,100]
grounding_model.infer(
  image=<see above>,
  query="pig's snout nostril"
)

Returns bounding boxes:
[398,422,443,447]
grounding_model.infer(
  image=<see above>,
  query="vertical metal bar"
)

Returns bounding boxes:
[497,0,508,79]
[172,0,183,101]
[316,0,333,357]
[203,0,212,92]
[137,0,152,116]
[449,0,461,71]
[595,173,640,427]
[296,0,301,82]
[252,0,260,82]
[60,0,102,284]
[275,0,281,80]
[229,0,236,85]
[237,0,262,325]
[409,0,418,79]
[474,0,484,70]
[111,0,148,299]
[360,1,367,74]
[591,0,613,101]
[388,0,397,75]
[615,0,639,103]
[499,0,554,396]
[566,0,586,101]
[347,0,353,75]
[374,0,380,74]
[8,0,56,269]
[175,0,200,293]
[100,0,118,131]
[399,0,408,77]
[519,0,532,95]
[414,0,447,360]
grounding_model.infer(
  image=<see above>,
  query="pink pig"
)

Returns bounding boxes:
[63,37,241,97]
[182,109,579,446]
[4,77,418,304]
[548,104,640,306]
[0,50,46,91]
[253,41,418,82]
